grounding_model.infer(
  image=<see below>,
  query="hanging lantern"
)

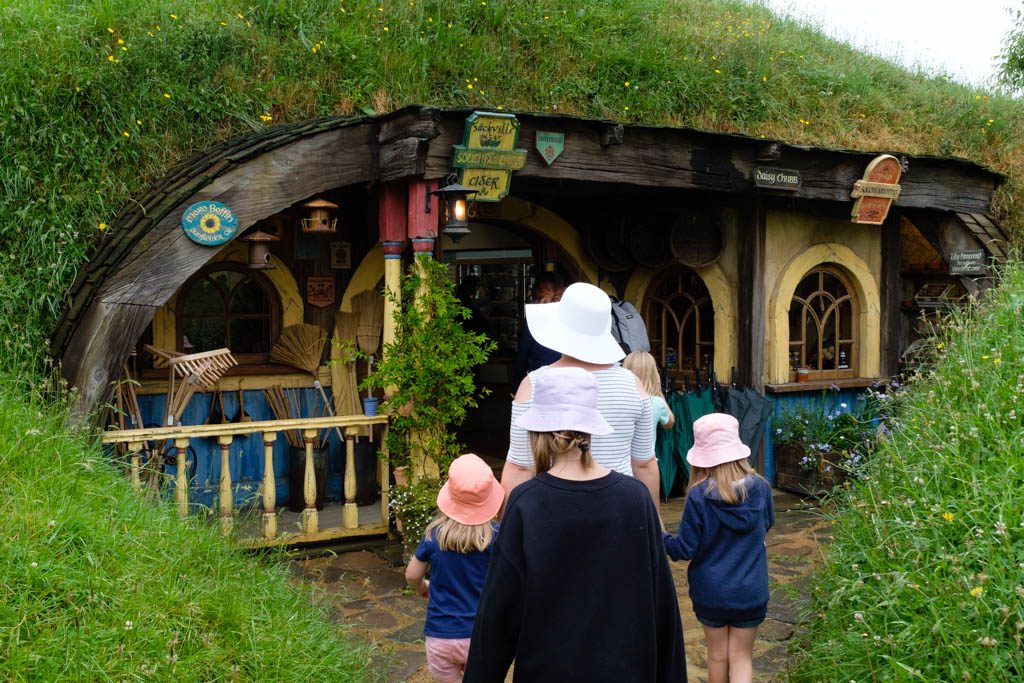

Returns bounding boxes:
[243,229,279,269]
[301,197,339,233]
[432,178,478,243]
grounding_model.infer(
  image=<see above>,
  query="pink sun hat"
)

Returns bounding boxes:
[686,413,751,468]
[436,453,504,526]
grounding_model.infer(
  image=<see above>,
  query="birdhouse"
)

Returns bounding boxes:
[243,229,279,269]
[301,197,338,233]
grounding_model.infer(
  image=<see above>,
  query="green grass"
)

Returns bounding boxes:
[791,259,1024,680]
[0,379,373,680]
[1,0,1023,377]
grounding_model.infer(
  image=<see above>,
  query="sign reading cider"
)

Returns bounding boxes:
[181,200,239,246]
[851,154,902,225]
[451,111,527,202]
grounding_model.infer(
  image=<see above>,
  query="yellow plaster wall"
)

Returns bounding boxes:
[151,242,303,350]
[764,211,882,385]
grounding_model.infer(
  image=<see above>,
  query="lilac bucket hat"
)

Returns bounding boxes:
[514,367,613,436]
[686,413,751,468]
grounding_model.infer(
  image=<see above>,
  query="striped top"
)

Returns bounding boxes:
[507,366,655,476]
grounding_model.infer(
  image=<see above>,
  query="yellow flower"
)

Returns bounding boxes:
[170,13,178,20]
[136,119,142,125]
[122,131,130,138]
[942,512,954,522]
[107,27,114,33]
[714,69,721,74]
[383,26,389,31]
[975,95,981,100]
[970,586,984,597]
[260,113,273,122]
[98,222,107,231]
[624,81,630,87]
[496,105,503,110]
[117,38,124,45]
[163,92,171,98]
[762,75,767,82]
[994,358,1002,365]
[107,55,115,62]
[982,355,989,360]
[467,83,473,89]
[937,343,943,350]
[623,106,629,111]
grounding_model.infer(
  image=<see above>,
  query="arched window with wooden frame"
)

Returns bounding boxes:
[176,263,280,365]
[788,265,858,381]
[644,265,715,381]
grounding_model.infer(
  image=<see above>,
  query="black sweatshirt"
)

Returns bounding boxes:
[464,471,687,683]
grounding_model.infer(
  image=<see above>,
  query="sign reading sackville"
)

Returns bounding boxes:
[851,154,902,225]
[181,201,238,246]
[451,111,527,202]
[753,167,801,191]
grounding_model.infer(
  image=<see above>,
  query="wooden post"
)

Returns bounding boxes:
[218,435,233,534]
[173,437,190,518]
[379,180,408,351]
[128,441,142,491]
[738,201,767,393]
[880,211,903,377]
[380,423,390,529]
[301,429,318,534]
[343,427,359,529]
[261,431,277,540]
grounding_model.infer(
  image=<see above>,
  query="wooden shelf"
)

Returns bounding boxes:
[765,377,884,394]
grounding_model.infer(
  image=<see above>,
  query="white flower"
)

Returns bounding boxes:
[124,620,133,630]
[30,561,38,568]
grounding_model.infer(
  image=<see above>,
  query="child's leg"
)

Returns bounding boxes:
[702,625,730,683]
[726,626,758,683]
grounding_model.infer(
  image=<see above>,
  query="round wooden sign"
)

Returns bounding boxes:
[670,209,724,268]
[181,200,238,246]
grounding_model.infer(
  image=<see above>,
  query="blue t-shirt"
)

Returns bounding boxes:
[415,524,498,638]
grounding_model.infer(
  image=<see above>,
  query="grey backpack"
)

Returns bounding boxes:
[609,299,650,355]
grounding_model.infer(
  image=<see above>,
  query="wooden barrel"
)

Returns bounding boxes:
[582,221,632,272]
[670,209,724,268]
[628,217,672,269]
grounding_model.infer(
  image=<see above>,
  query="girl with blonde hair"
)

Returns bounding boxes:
[664,413,774,683]
[623,350,675,440]
[405,453,503,682]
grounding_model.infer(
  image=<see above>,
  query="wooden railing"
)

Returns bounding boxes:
[100,415,389,547]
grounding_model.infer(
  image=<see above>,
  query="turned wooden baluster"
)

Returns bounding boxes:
[301,428,318,534]
[343,426,359,529]
[262,431,277,540]
[174,437,190,518]
[128,441,143,491]
[379,423,390,529]
[218,435,233,534]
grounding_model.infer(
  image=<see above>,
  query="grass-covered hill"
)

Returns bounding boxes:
[793,259,1024,680]
[2,0,1023,376]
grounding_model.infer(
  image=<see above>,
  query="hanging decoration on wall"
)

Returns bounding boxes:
[851,154,902,225]
[306,276,336,308]
[181,200,239,246]
[535,131,564,165]
[242,229,279,270]
[301,197,339,233]
[451,111,527,202]
[330,241,352,269]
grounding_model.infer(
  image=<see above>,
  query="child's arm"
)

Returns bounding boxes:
[405,557,430,598]
[662,494,703,561]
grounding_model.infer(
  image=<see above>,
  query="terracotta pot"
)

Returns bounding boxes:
[393,465,409,488]
[796,368,810,383]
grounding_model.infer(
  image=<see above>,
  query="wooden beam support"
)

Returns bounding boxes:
[343,427,359,530]
[880,212,903,376]
[301,429,319,534]
[261,431,277,540]
[218,435,234,534]
[738,201,767,392]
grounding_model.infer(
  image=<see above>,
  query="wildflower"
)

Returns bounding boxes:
[942,512,954,522]
[169,13,178,20]
[163,92,171,99]
[107,27,114,33]
[995,521,1006,535]
[624,106,629,111]
[853,612,863,621]
[124,620,134,630]
[977,636,996,647]
[259,113,273,122]
[30,561,38,568]
[117,38,124,45]
[107,55,115,62]
[122,131,130,138]
[47,520,56,528]
[383,26,388,31]
[994,358,1002,365]
[970,586,984,597]
[624,81,630,87]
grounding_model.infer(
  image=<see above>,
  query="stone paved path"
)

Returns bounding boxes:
[292,490,829,682]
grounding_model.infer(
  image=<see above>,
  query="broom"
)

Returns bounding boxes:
[334,310,361,416]
[353,290,384,442]
[270,323,339,445]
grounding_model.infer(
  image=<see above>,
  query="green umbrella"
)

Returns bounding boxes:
[654,405,677,500]
[670,391,693,485]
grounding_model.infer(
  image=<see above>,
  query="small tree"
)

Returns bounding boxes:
[362,256,494,480]
[1000,3,1024,91]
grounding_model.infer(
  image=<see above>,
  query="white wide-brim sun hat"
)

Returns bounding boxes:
[524,282,625,365]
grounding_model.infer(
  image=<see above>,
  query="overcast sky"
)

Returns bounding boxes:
[755,0,1017,88]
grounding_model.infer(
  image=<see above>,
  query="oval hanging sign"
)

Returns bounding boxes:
[181,201,239,246]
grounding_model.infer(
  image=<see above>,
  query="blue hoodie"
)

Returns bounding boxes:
[663,474,774,621]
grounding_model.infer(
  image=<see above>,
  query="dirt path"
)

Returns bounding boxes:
[291,491,828,682]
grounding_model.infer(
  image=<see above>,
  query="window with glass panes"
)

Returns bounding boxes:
[644,266,714,379]
[788,266,857,380]
[177,264,278,364]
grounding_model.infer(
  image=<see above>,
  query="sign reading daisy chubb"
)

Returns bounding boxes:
[451,111,527,202]
[181,200,239,246]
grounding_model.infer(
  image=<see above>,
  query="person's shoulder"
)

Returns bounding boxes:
[505,477,542,511]
[610,471,651,497]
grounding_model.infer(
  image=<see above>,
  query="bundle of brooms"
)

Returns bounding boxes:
[269,323,341,446]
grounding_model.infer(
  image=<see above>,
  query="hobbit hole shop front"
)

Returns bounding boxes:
[56,106,1006,545]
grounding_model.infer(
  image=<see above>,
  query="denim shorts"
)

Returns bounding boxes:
[696,615,765,629]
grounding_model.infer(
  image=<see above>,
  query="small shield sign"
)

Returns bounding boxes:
[535,131,564,165]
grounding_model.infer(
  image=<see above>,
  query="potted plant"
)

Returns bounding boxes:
[362,257,494,542]
[772,390,881,496]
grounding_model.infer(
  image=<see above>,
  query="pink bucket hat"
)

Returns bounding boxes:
[686,413,751,468]
[514,367,613,436]
[436,453,504,526]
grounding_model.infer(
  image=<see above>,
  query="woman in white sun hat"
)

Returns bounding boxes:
[465,367,685,682]
[500,282,660,512]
